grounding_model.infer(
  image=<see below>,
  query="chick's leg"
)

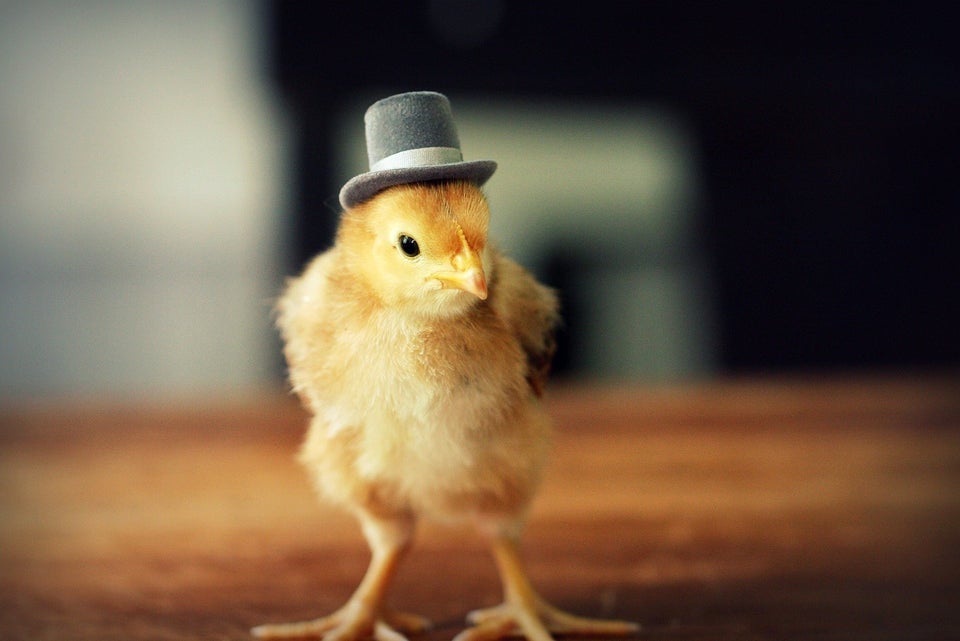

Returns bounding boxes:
[253,513,430,641]
[456,535,638,641]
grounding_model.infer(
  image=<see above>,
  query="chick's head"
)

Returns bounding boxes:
[338,180,493,317]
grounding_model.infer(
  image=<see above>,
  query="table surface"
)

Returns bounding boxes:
[2,375,959,641]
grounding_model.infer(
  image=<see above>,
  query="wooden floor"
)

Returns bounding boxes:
[1,376,958,640]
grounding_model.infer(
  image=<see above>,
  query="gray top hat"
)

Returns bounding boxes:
[339,91,497,209]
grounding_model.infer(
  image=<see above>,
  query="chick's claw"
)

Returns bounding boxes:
[459,601,639,641]
[380,608,433,635]
[251,604,432,641]
[454,616,523,641]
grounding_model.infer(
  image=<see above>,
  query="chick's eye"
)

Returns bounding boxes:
[398,234,420,257]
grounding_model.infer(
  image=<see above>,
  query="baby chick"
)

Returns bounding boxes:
[253,180,637,641]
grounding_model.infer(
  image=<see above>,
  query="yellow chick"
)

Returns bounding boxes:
[253,92,637,641]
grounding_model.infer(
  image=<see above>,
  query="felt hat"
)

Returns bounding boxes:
[339,91,497,209]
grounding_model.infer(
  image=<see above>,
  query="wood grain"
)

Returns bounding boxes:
[1,375,958,640]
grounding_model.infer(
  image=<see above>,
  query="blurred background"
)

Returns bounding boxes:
[1,1,956,401]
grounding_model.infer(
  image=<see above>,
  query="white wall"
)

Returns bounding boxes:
[0,1,289,400]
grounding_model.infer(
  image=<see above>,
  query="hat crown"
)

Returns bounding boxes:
[364,91,462,169]
[338,91,496,209]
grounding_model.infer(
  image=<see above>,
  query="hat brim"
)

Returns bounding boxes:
[339,160,497,210]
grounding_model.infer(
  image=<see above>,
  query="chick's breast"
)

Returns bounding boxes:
[277,249,557,524]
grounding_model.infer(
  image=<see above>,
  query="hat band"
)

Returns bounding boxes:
[371,146,463,172]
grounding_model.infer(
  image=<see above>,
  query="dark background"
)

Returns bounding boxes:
[265,2,958,376]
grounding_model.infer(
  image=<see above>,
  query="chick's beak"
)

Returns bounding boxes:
[432,249,488,300]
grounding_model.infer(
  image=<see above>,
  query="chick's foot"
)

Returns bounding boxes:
[457,598,639,641]
[251,602,432,641]
[455,536,638,641]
